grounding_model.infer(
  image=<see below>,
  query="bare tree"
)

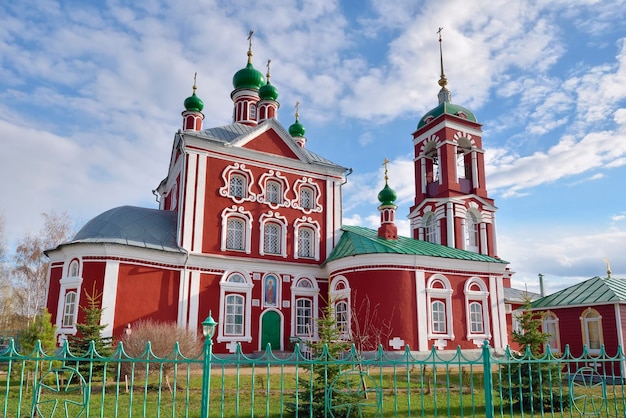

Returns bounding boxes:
[12,211,74,321]
[350,291,395,353]
[0,213,23,329]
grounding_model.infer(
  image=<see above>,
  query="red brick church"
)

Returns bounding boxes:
[45,34,518,354]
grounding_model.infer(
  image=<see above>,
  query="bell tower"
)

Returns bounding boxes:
[408,28,498,257]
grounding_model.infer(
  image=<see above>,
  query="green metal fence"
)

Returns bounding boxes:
[1,339,625,417]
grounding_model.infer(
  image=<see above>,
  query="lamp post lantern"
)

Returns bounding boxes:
[200,310,217,417]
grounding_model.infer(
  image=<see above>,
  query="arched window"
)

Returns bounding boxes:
[266,180,282,204]
[263,223,281,254]
[294,218,320,261]
[469,302,484,333]
[229,174,247,199]
[297,227,314,258]
[291,277,319,340]
[62,291,77,328]
[581,308,603,355]
[295,298,313,336]
[226,218,245,250]
[542,311,561,353]
[218,272,253,345]
[300,187,314,209]
[69,260,80,277]
[466,211,480,253]
[424,213,439,244]
[224,294,245,336]
[330,276,351,340]
[464,278,490,342]
[431,301,446,333]
[336,301,349,334]
[426,274,454,341]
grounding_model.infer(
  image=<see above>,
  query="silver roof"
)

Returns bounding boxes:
[188,121,345,169]
[68,206,181,252]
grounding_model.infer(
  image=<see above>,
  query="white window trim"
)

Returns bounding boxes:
[218,271,253,343]
[220,206,253,254]
[580,308,603,355]
[294,217,321,261]
[62,291,78,328]
[464,210,480,253]
[259,212,288,257]
[426,274,454,340]
[464,277,491,342]
[219,163,256,203]
[293,178,322,213]
[542,311,561,353]
[422,210,441,244]
[330,276,351,340]
[259,171,290,209]
[55,259,83,337]
[290,276,319,341]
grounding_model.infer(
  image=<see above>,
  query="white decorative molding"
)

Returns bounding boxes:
[389,337,405,350]
[292,177,323,214]
[218,162,257,203]
[258,170,291,209]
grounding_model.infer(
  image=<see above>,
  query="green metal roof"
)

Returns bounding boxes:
[530,276,626,309]
[326,225,507,264]
[417,101,477,129]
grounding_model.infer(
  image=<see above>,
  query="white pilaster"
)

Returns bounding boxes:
[101,260,120,339]
[415,270,428,351]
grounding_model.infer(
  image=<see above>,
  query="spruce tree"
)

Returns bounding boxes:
[287,302,361,417]
[501,298,566,412]
[68,284,112,376]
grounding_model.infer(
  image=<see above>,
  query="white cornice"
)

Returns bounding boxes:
[325,252,508,276]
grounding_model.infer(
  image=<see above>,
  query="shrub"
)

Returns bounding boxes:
[117,320,202,391]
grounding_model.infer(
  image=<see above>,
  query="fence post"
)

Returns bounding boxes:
[482,340,494,418]
[200,312,218,418]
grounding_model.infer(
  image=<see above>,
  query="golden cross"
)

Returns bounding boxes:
[247,30,254,49]
[295,101,300,120]
[382,158,390,182]
[192,72,197,92]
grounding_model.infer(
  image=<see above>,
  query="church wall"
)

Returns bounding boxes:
[74,261,106,331]
[114,264,180,340]
[340,268,419,350]
[46,262,64,324]
[199,154,329,262]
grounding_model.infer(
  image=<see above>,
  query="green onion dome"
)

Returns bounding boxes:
[184,91,204,112]
[378,183,397,206]
[259,80,278,101]
[289,119,305,137]
[233,62,265,90]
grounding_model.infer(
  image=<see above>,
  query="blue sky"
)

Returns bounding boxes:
[1,0,625,294]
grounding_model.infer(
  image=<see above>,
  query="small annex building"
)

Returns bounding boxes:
[45,34,519,355]
[528,274,626,376]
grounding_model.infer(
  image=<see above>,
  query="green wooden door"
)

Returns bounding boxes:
[261,311,281,351]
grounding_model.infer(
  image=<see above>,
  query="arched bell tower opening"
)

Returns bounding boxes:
[408,28,498,257]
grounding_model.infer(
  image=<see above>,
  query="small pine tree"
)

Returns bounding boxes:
[18,308,59,387]
[68,284,112,377]
[20,308,57,355]
[286,302,360,417]
[501,298,566,412]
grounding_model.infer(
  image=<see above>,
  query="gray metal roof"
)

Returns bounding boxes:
[503,287,540,304]
[67,206,181,252]
[189,121,345,169]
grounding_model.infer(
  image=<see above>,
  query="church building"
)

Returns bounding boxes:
[45,33,515,354]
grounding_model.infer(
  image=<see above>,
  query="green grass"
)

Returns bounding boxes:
[2,366,626,417]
